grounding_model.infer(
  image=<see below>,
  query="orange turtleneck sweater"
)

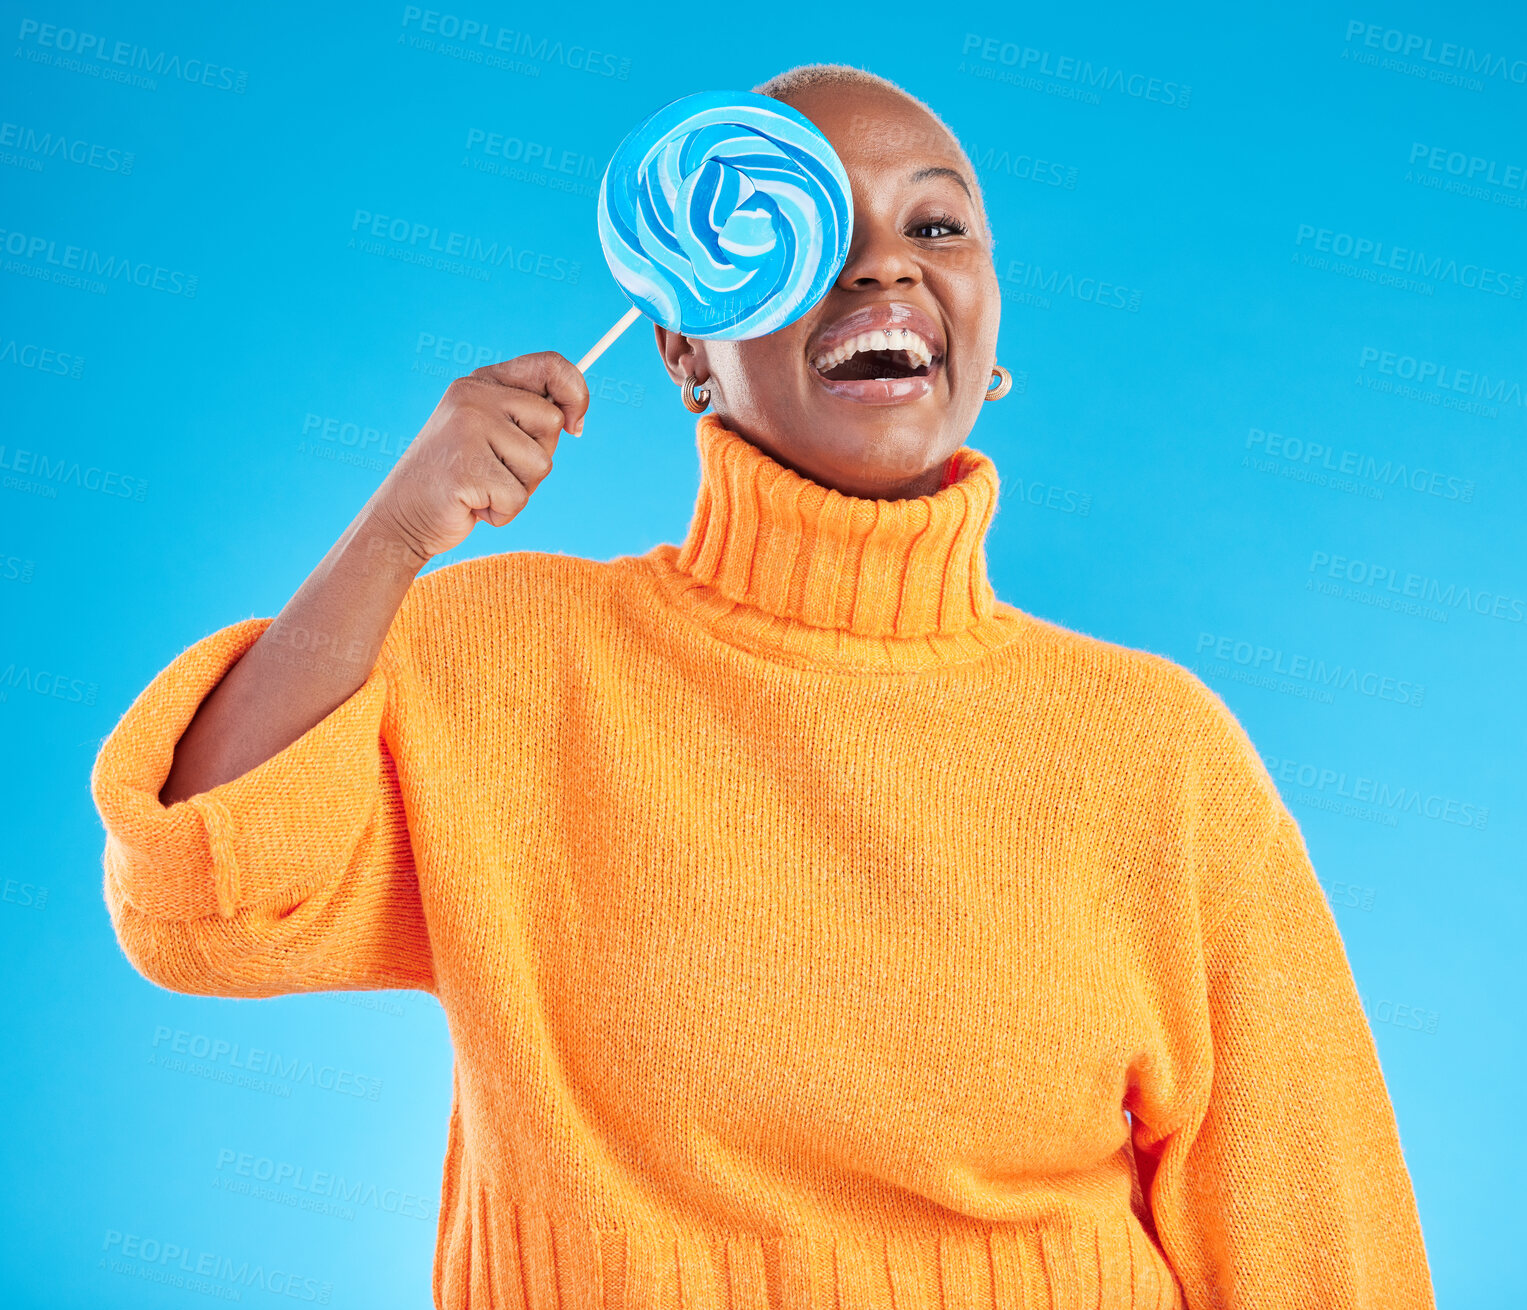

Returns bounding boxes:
[93,414,1435,1310]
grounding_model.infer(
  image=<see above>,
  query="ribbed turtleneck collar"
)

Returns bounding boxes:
[639,415,1028,673]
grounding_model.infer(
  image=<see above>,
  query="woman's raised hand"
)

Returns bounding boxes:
[367,351,590,567]
[155,352,587,806]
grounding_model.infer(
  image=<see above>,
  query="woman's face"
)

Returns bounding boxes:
[656,84,1002,500]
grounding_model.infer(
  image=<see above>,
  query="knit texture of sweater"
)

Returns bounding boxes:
[93,413,1435,1310]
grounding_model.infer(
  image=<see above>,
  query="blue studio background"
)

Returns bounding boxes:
[3,1,1523,1306]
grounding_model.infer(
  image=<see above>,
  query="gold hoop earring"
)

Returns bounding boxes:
[985,366,1012,402]
[681,375,712,414]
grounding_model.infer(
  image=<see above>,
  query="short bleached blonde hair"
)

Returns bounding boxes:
[752,63,990,239]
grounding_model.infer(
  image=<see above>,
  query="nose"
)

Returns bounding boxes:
[834,217,922,291]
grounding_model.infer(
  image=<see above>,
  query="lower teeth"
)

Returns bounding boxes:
[819,350,931,381]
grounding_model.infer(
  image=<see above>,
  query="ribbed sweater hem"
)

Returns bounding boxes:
[435,1174,1185,1309]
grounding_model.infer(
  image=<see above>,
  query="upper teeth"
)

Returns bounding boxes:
[812,328,935,373]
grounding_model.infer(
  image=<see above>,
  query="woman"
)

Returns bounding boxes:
[93,65,1435,1309]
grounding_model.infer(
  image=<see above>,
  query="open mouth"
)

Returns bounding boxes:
[811,328,940,383]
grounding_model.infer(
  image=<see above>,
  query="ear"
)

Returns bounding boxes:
[655,324,711,385]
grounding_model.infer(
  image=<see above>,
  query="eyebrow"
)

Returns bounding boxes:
[907,165,973,199]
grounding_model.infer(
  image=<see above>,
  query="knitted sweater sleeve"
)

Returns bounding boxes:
[1135,807,1435,1308]
[91,612,432,999]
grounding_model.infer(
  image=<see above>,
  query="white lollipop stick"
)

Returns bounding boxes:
[576,304,643,374]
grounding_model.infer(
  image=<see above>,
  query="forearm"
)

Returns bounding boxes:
[157,504,427,806]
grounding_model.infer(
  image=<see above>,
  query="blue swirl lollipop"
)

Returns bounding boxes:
[576,90,853,372]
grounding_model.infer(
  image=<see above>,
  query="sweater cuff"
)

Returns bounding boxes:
[91,617,392,921]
